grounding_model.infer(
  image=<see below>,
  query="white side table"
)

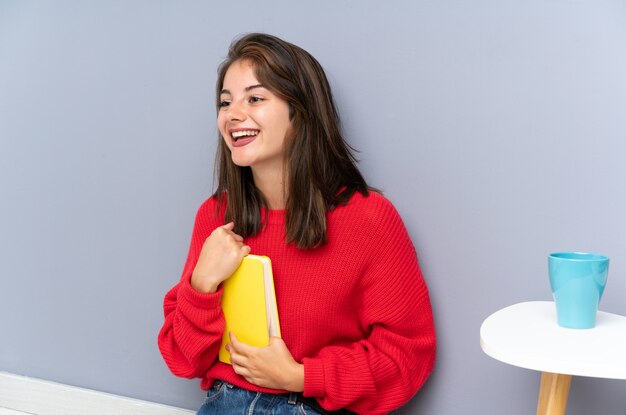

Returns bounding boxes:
[480,301,626,415]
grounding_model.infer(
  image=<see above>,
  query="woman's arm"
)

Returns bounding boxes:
[158,199,249,379]
[302,202,436,414]
[157,278,225,378]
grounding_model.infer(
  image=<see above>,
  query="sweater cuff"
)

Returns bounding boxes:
[180,276,223,309]
[302,357,325,398]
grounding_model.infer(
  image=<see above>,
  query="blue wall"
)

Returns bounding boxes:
[1,1,625,413]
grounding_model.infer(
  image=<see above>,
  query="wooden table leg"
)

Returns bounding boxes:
[536,372,572,415]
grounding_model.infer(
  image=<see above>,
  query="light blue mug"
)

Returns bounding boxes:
[548,252,609,329]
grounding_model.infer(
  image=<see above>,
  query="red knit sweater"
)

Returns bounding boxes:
[158,191,436,414]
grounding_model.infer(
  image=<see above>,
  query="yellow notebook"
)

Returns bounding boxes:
[218,254,281,365]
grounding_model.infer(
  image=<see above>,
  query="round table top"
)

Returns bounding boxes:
[480,301,626,379]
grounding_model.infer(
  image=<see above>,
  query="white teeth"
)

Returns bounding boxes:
[231,130,259,139]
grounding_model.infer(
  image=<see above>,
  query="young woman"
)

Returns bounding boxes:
[158,33,436,415]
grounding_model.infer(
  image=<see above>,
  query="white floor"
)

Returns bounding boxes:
[0,408,31,415]
[0,372,194,415]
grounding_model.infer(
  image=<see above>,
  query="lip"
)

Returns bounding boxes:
[231,135,258,148]
[229,128,259,148]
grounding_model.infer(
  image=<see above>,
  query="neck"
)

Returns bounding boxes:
[252,167,287,210]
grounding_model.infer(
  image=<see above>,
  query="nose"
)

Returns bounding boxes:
[226,101,246,122]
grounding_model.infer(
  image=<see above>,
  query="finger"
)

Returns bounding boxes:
[219,227,238,239]
[221,226,245,243]
[229,349,251,376]
[224,236,245,250]
[231,233,244,242]
[231,360,247,376]
[267,336,286,351]
[241,245,251,256]
[227,344,243,368]
[228,331,255,356]
[229,332,246,351]
[229,350,243,367]
[222,222,235,230]
[229,332,256,356]
[229,332,242,352]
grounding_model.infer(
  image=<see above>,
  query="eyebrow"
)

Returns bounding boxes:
[220,84,265,95]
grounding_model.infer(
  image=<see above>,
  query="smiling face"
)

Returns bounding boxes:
[218,59,292,179]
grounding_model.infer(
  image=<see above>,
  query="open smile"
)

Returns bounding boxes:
[230,129,259,147]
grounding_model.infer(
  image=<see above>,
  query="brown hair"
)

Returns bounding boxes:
[214,33,370,249]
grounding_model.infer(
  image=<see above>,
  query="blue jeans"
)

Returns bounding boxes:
[196,381,323,415]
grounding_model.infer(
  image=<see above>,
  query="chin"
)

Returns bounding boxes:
[230,156,254,168]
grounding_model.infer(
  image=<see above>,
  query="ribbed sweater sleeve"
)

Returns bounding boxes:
[157,199,226,379]
[301,196,436,414]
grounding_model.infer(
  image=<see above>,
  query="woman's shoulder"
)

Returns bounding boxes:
[197,194,221,210]
[336,190,403,226]
[330,190,414,255]
[344,189,397,212]
[195,194,227,224]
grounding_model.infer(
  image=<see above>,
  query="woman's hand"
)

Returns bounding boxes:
[190,222,250,293]
[227,333,304,392]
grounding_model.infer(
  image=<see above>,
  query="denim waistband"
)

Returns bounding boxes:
[214,381,355,415]
[290,393,355,415]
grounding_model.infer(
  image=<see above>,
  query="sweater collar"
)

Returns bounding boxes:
[259,207,285,225]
